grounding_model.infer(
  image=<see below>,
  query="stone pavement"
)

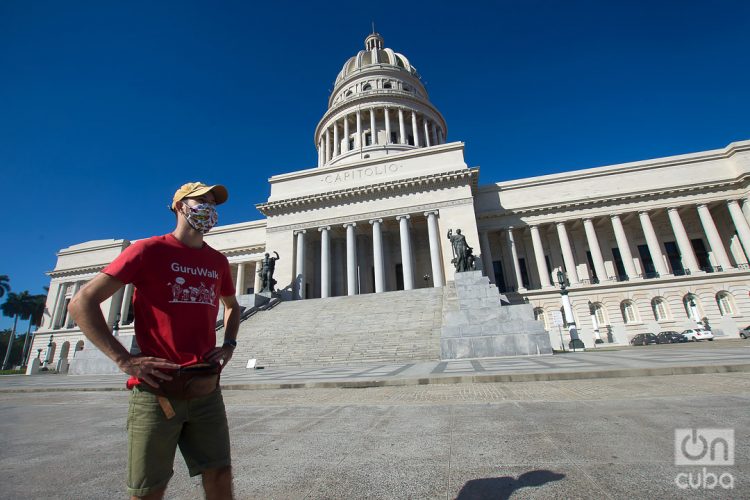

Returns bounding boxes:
[1,341,749,392]
[1,372,748,499]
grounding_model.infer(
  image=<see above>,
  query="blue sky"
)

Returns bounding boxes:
[1,0,749,329]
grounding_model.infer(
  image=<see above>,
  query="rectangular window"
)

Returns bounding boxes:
[586,251,598,281]
[637,244,656,276]
[691,238,711,271]
[492,260,507,292]
[518,258,530,288]
[663,241,684,274]
[611,248,627,280]
[395,264,404,291]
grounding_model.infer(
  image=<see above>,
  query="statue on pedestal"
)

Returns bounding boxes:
[258,251,280,293]
[447,229,475,272]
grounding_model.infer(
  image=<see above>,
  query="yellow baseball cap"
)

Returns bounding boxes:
[171,182,229,210]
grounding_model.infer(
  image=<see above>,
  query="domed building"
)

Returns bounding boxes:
[32,34,750,373]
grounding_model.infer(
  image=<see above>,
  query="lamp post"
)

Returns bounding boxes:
[688,296,702,326]
[557,271,584,350]
[588,300,602,344]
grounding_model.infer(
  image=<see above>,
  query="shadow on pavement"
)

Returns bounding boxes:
[455,469,566,499]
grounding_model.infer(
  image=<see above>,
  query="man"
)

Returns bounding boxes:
[69,182,240,500]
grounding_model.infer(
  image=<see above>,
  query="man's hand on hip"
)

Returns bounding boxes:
[118,356,181,388]
[204,345,235,367]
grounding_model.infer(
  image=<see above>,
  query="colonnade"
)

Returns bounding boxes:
[317,106,444,166]
[293,211,445,299]
[482,200,750,291]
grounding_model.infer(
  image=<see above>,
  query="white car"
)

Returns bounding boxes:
[681,328,714,341]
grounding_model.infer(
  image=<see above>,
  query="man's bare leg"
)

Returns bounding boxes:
[202,466,233,500]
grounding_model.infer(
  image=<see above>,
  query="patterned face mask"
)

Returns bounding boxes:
[182,203,218,234]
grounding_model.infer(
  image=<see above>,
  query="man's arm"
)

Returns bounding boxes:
[204,294,240,366]
[68,273,179,386]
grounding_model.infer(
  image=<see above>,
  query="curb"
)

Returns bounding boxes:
[1,363,749,394]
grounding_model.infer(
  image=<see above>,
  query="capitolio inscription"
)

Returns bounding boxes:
[321,163,403,185]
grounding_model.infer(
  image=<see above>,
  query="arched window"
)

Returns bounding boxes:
[383,81,392,89]
[362,83,372,91]
[75,340,85,352]
[620,300,639,324]
[651,297,669,321]
[345,90,352,97]
[592,303,608,325]
[59,341,71,361]
[683,294,703,321]
[533,307,550,330]
[716,291,735,316]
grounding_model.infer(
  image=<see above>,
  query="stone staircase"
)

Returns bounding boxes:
[225,287,444,369]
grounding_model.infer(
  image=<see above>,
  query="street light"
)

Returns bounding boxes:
[588,300,602,344]
[557,271,585,350]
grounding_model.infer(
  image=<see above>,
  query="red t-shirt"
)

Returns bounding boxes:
[103,234,235,385]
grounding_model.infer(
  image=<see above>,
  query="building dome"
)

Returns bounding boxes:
[315,33,447,167]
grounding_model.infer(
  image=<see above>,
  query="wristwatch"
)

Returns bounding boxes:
[223,339,237,349]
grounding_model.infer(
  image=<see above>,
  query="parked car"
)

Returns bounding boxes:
[739,325,750,339]
[630,333,658,346]
[681,328,715,342]
[656,331,687,344]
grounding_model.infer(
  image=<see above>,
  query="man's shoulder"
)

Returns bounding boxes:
[202,242,228,261]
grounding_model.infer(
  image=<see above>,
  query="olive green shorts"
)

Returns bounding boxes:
[126,385,231,497]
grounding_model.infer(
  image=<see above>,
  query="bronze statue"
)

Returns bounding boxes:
[447,229,475,272]
[258,251,280,293]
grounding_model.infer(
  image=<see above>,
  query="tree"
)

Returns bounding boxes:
[21,292,48,366]
[0,275,9,299]
[1,291,33,369]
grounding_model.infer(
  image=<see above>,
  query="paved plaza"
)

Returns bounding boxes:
[1,342,749,499]
[1,372,748,499]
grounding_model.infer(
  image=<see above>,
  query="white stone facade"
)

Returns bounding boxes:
[30,34,750,365]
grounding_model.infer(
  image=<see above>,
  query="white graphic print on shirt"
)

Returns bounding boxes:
[168,276,217,307]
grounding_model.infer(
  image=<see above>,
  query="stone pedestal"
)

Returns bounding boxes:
[67,334,140,375]
[441,271,553,359]
[25,358,41,375]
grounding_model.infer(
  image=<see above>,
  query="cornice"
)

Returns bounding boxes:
[57,240,129,257]
[257,167,478,216]
[47,265,105,279]
[265,197,474,234]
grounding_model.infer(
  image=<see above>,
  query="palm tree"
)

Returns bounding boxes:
[21,292,48,366]
[0,275,9,299]
[1,291,32,370]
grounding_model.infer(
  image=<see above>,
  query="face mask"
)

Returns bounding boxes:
[182,203,218,234]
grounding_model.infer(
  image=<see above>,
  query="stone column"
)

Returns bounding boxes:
[253,261,262,293]
[344,223,358,295]
[555,221,579,284]
[324,128,330,163]
[398,109,406,144]
[696,203,733,270]
[384,107,391,144]
[48,282,67,328]
[667,207,701,273]
[370,219,385,293]
[479,231,496,284]
[318,226,331,298]
[120,283,134,325]
[235,263,246,295]
[343,115,350,153]
[430,122,438,146]
[411,111,420,147]
[638,211,669,276]
[396,215,415,290]
[424,211,444,287]
[530,224,552,288]
[610,214,638,278]
[727,199,750,260]
[317,138,323,167]
[582,217,607,282]
[332,121,339,157]
[507,227,525,291]
[356,110,362,148]
[423,119,431,147]
[370,108,376,145]
[437,127,444,144]
[742,197,750,227]
[295,230,306,299]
